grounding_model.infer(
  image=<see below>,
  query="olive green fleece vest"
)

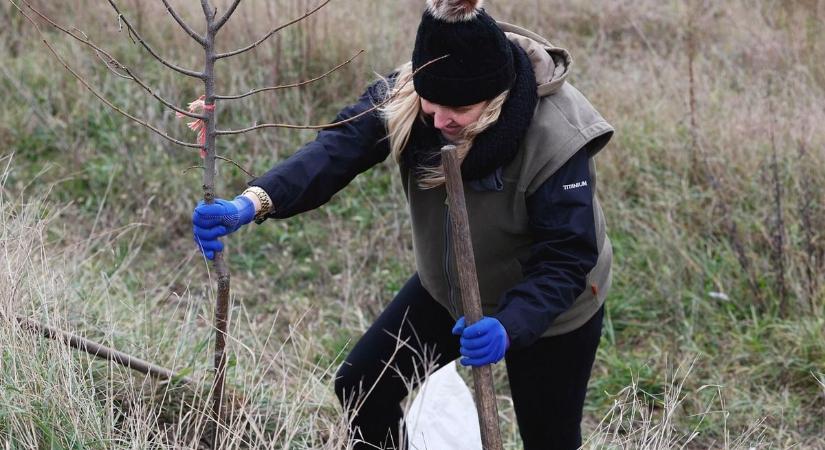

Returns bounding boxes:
[401,82,614,337]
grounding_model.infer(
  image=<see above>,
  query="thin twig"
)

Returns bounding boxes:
[217,55,447,135]
[122,17,136,44]
[72,25,134,80]
[183,165,206,174]
[215,155,256,178]
[105,0,205,79]
[215,49,363,100]
[213,0,242,32]
[9,2,202,148]
[24,2,206,120]
[215,0,332,59]
[160,0,206,46]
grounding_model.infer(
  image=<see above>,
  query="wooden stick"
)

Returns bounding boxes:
[441,145,503,450]
[16,315,250,424]
[15,316,194,384]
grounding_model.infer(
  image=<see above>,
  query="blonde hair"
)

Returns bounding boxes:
[379,62,509,189]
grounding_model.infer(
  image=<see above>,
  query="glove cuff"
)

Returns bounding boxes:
[232,195,256,226]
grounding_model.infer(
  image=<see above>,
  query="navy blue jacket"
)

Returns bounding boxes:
[250,84,598,348]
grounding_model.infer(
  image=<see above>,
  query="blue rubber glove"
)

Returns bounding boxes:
[192,195,255,260]
[451,316,510,367]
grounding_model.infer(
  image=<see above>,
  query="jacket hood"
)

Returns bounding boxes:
[498,21,571,97]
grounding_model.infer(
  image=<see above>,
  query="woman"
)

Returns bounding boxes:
[193,0,613,448]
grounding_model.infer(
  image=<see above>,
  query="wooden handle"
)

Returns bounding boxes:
[441,145,504,450]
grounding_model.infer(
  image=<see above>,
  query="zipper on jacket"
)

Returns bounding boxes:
[443,206,459,317]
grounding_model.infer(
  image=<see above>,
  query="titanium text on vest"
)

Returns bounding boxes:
[563,181,588,190]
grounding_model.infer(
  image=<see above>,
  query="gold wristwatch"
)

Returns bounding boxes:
[242,186,273,224]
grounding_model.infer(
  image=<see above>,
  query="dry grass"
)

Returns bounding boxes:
[1,0,824,448]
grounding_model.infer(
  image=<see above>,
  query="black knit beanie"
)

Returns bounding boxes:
[412,0,515,106]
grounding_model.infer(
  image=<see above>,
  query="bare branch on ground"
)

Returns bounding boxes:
[16,316,195,384]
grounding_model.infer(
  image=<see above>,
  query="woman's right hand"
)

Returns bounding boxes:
[192,195,255,260]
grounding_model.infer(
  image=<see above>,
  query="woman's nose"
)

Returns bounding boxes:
[433,111,453,130]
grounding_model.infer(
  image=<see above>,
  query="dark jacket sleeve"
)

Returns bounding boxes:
[248,82,391,219]
[493,148,599,349]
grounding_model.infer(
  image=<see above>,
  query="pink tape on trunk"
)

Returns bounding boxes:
[176,95,216,158]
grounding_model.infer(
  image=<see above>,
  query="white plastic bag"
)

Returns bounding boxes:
[405,361,483,450]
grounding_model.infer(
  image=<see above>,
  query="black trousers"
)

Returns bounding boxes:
[334,273,603,450]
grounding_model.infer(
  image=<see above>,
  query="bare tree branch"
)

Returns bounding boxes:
[216,55,448,136]
[92,55,133,79]
[215,155,256,178]
[216,105,375,134]
[71,26,134,79]
[199,0,216,23]
[215,49,363,100]
[183,165,206,174]
[160,0,206,46]
[11,0,202,148]
[215,0,332,60]
[186,157,265,180]
[212,0,242,32]
[24,2,205,120]
[105,0,205,79]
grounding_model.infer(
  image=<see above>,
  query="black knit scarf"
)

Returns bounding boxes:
[402,41,539,182]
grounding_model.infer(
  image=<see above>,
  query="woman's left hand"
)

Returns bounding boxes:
[451,316,510,367]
